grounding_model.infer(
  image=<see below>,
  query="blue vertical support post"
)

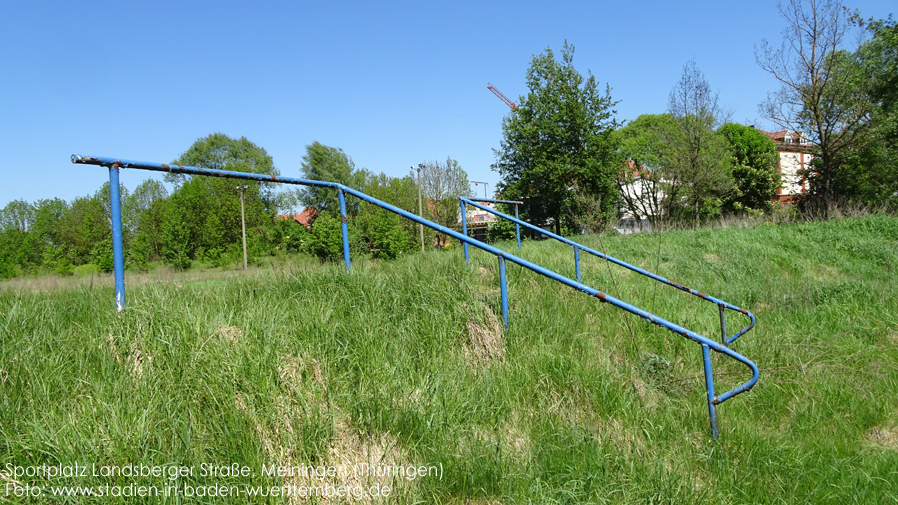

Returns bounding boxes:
[338,189,351,271]
[718,305,727,345]
[461,200,469,263]
[108,163,126,313]
[498,255,509,327]
[702,344,720,439]
[574,246,581,282]
[514,204,521,249]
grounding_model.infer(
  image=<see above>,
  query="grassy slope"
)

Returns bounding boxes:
[1,216,897,504]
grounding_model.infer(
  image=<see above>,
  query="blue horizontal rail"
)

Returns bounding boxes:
[459,197,756,345]
[72,154,759,438]
[461,197,524,259]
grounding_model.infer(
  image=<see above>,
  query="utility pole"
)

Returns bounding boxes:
[414,164,425,252]
[237,185,248,270]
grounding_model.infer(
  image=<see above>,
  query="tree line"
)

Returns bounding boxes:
[0,135,472,279]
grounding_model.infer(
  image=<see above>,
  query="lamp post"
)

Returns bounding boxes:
[471,181,489,199]
[414,164,425,252]
[236,185,248,270]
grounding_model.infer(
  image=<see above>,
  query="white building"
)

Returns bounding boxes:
[757,129,813,202]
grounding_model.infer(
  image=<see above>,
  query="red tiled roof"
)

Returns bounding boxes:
[274,207,319,230]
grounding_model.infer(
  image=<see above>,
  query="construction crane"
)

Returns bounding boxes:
[486,82,517,109]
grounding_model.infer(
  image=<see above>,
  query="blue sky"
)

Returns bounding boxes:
[1,0,893,208]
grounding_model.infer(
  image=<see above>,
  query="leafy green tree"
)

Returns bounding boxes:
[299,142,366,217]
[162,206,192,270]
[30,199,69,271]
[167,133,278,208]
[0,200,38,274]
[125,179,168,235]
[358,172,418,256]
[0,236,17,279]
[160,134,275,267]
[415,157,471,247]
[0,200,34,233]
[667,61,733,227]
[127,180,169,269]
[614,114,679,225]
[269,218,311,255]
[492,42,619,234]
[92,239,114,273]
[836,15,898,206]
[718,123,782,213]
[59,193,109,265]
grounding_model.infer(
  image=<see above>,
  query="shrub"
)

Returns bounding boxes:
[369,210,410,260]
[308,214,363,262]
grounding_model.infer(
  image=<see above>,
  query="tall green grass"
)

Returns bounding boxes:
[1,216,897,503]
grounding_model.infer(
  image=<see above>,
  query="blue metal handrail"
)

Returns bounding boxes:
[459,197,756,346]
[72,154,759,438]
[460,197,524,257]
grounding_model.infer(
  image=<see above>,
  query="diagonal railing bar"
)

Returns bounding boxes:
[460,197,524,261]
[72,154,759,439]
[459,197,756,346]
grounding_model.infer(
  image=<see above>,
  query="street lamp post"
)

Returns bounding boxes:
[414,164,425,252]
[471,181,489,199]
[236,185,248,270]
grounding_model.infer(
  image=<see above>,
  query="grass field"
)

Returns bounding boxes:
[1,215,897,504]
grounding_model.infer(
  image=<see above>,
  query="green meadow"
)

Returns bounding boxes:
[2,215,897,504]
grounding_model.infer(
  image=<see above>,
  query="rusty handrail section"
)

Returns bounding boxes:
[458,197,756,345]
[72,154,759,439]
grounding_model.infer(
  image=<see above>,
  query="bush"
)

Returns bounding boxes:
[270,219,311,255]
[0,257,15,280]
[73,263,101,276]
[486,216,518,242]
[308,213,363,262]
[91,240,114,273]
[369,210,410,260]
[54,257,74,277]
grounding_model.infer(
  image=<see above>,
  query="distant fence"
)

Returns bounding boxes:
[72,154,759,439]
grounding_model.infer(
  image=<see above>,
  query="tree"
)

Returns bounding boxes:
[492,42,619,234]
[614,114,679,226]
[31,198,69,270]
[161,134,275,267]
[129,181,169,269]
[358,172,418,257]
[667,61,733,228]
[59,193,109,265]
[836,15,898,206]
[756,0,873,216]
[718,123,782,213]
[0,200,34,233]
[299,142,366,217]
[414,157,471,246]
[125,179,168,236]
[167,133,278,204]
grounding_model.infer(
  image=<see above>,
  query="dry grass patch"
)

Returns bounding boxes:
[215,324,243,346]
[601,418,647,456]
[241,355,417,503]
[464,306,505,367]
[129,341,150,382]
[866,423,898,450]
[105,334,151,383]
[279,355,326,389]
